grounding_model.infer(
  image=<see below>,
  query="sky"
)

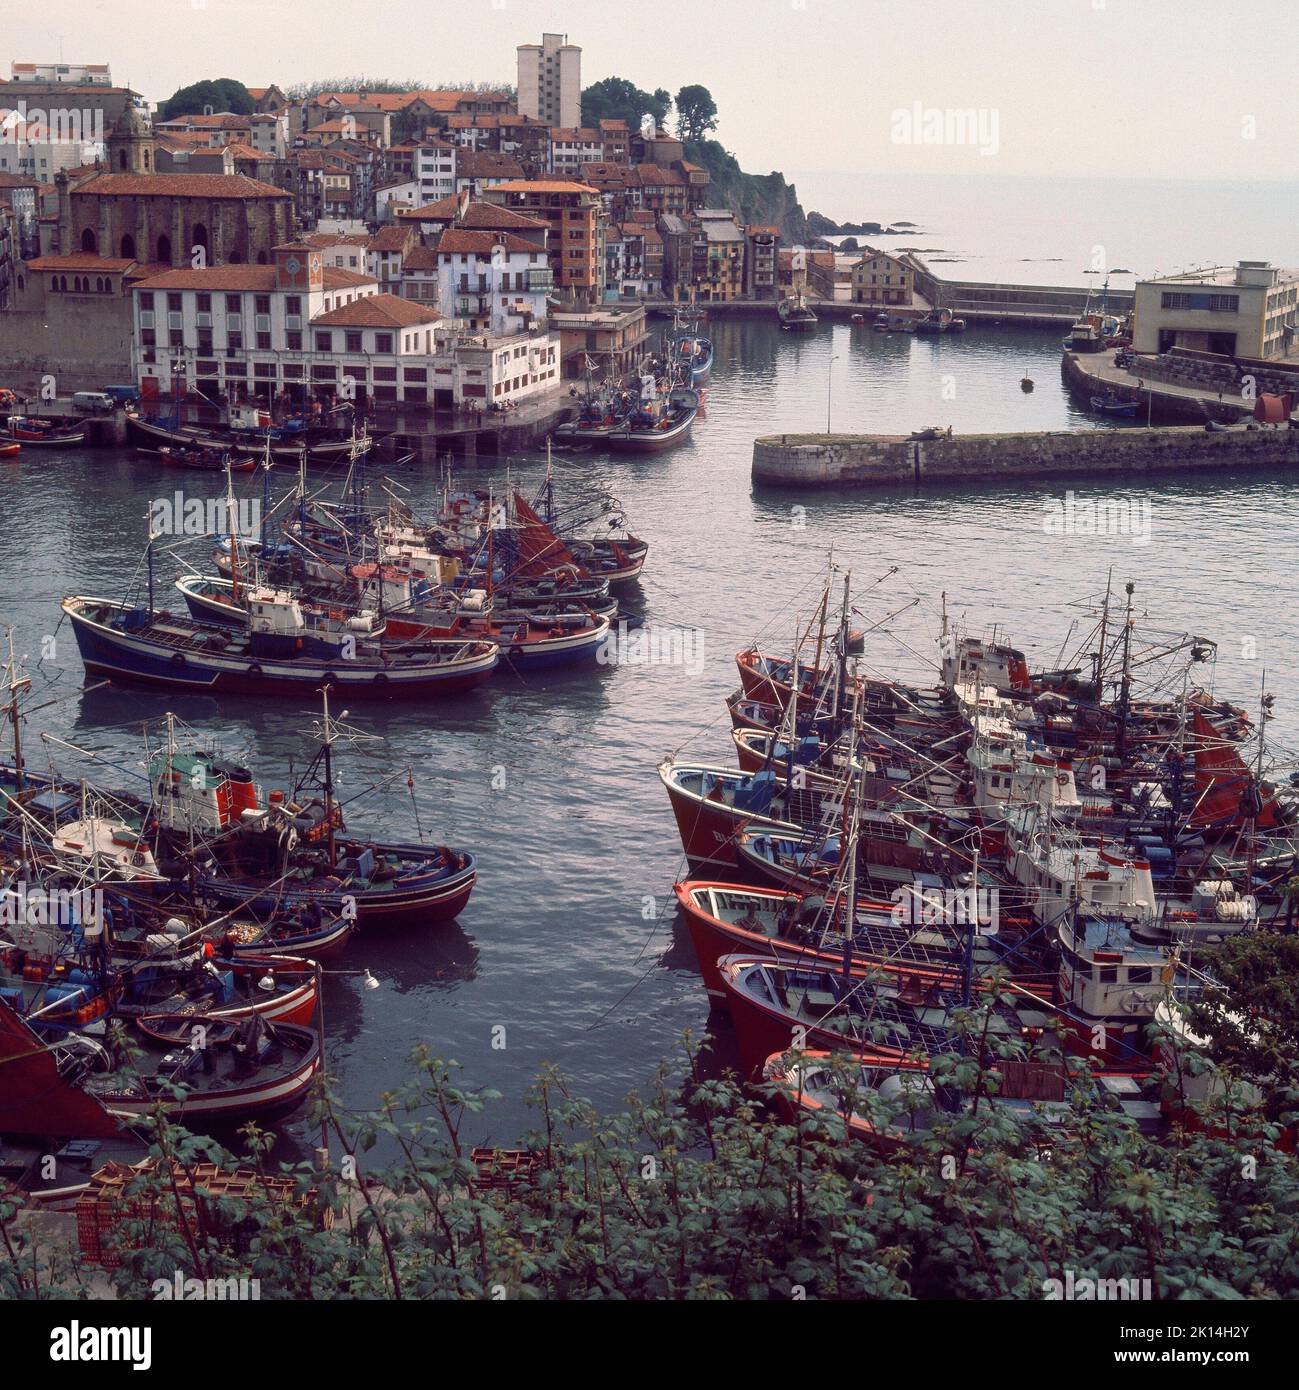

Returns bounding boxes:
[7,0,1298,190]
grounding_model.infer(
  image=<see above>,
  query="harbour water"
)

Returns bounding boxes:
[4,315,1296,1146]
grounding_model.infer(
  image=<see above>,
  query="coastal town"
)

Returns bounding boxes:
[0,4,1298,1343]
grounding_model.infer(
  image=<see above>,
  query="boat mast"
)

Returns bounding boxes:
[321,686,336,870]
[3,628,30,792]
[225,457,241,606]
[1094,567,1113,697]
[1115,580,1135,762]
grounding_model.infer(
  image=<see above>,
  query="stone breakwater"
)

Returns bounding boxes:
[751,425,1299,489]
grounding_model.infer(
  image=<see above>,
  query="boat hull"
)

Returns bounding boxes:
[63,598,500,699]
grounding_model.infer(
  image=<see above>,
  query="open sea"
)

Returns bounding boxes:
[785,171,1299,290]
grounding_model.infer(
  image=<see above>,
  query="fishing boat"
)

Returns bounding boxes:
[606,385,698,453]
[915,308,966,334]
[777,293,818,332]
[116,952,319,1028]
[716,952,1057,1078]
[61,563,500,698]
[670,331,714,383]
[0,993,320,1133]
[6,416,86,446]
[764,1050,1163,1150]
[0,441,20,459]
[1089,393,1139,418]
[145,701,478,927]
[126,411,370,464]
[157,442,257,472]
[179,558,611,672]
[672,879,1016,1004]
[84,1013,320,1128]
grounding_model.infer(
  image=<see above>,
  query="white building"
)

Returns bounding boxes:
[1132,260,1299,361]
[248,112,288,159]
[129,240,560,411]
[413,139,456,206]
[435,228,552,334]
[548,127,602,176]
[0,107,103,177]
[517,33,581,129]
[9,62,112,85]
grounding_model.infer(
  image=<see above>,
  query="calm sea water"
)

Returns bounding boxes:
[3,316,1295,1150]
[785,171,1299,289]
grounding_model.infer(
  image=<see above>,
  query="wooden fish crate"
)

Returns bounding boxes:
[76,1159,328,1268]
[470,1147,545,1195]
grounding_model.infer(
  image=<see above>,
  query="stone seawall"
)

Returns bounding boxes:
[752,425,1299,489]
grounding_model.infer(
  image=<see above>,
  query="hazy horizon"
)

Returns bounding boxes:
[7,0,1297,185]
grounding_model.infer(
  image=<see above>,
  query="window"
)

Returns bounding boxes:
[139,292,154,309]
[167,293,182,312]
[196,293,211,313]
[375,332,393,353]
[345,331,363,352]
[255,295,271,314]
[228,332,243,350]
[287,331,302,351]
[315,331,333,351]
[225,294,241,313]
[286,295,301,315]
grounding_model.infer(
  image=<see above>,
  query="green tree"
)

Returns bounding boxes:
[674,84,718,143]
[159,79,253,121]
[580,77,671,132]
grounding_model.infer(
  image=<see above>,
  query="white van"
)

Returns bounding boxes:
[71,391,114,413]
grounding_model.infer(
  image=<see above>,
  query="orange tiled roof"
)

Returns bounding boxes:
[487,179,597,196]
[72,173,290,199]
[312,293,439,327]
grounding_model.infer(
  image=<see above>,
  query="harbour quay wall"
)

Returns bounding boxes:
[752,426,1299,490]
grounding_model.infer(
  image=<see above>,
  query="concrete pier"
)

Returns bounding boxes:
[752,423,1299,490]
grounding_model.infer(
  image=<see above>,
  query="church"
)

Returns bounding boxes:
[55,105,295,266]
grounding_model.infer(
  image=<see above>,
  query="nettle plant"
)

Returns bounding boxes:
[4,1012,1299,1300]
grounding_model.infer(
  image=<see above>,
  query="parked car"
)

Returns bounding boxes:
[71,391,114,413]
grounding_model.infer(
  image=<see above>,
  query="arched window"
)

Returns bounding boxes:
[118,148,128,170]
[157,233,172,263]
[229,249,244,264]
[143,148,150,171]
[256,249,268,265]
[191,223,209,261]
[80,227,97,254]
[120,234,136,260]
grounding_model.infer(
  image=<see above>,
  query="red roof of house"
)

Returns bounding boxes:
[367,225,411,252]
[435,229,539,256]
[402,246,440,271]
[312,293,439,328]
[454,150,523,178]
[72,173,290,199]
[25,254,135,272]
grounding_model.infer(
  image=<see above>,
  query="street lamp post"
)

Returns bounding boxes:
[826,354,840,434]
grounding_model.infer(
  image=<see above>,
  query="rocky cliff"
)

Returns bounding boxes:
[683,140,810,244]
